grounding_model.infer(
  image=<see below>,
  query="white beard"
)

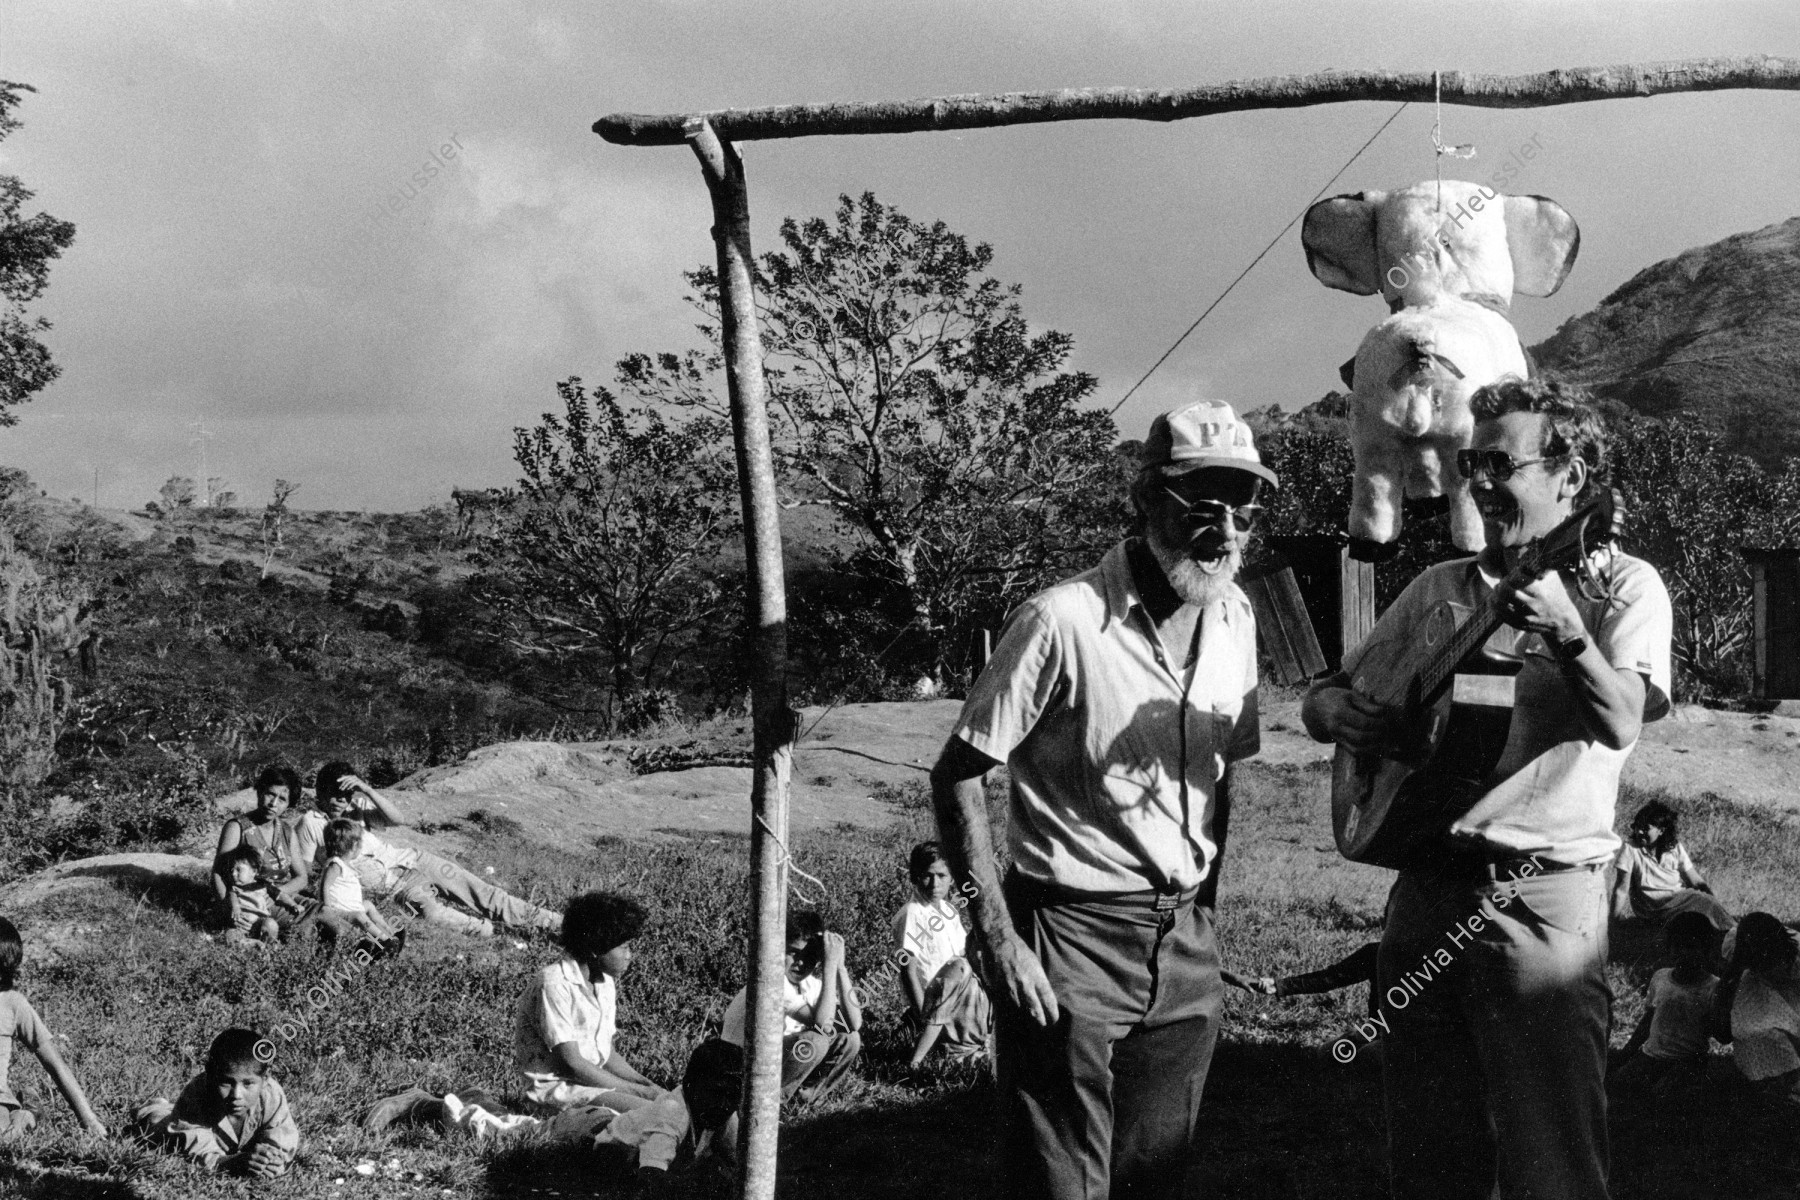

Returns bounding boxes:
[1147,524,1242,609]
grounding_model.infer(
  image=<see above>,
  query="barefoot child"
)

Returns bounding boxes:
[514,892,665,1114]
[318,819,405,955]
[0,918,106,1138]
[219,845,301,947]
[721,911,862,1106]
[132,1027,299,1177]
[892,842,990,1067]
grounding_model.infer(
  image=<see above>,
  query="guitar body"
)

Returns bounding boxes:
[1332,602,1522,869]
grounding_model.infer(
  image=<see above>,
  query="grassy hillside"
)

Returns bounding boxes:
[1533,214,1800,469]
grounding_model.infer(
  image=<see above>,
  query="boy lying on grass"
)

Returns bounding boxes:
[0,917,107,1139]
[720,910,862,1107]
[514,892,666,1114]
[131,1027,299,1178]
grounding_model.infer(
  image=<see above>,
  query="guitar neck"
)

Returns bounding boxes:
[1416,592,1507,704]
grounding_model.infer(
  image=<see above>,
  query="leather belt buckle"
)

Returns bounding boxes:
[1153,890,1184,912]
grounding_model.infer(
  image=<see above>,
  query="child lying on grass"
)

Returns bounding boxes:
[721,910,862,1107]
[131,1026,299,1178]
[0,917,107,1139]
[514,892,666,1114]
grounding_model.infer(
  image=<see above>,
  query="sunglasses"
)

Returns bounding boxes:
[1161,488,1264,533]
[1455,449,1565,482]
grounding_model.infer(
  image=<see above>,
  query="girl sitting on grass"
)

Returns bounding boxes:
[131,1026,299,1178]
[892,841,990,1067]
[721,910,862,1106]
[318,818,406,957]
[0,917,106,1139]
[1611,911,1720,1103]
[1612,800,1733,936]
[1722,911,1800,1108]
[513,892,666,1114]
[298,761,561,939]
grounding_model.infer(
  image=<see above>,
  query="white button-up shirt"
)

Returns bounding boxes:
[954,540,1261,893]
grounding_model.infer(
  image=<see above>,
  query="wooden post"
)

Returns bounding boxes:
[686,118,794,1200]
[1340,547,1375,660]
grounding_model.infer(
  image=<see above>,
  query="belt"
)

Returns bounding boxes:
[1435,846,1607,882]
[1007,869,1203,912]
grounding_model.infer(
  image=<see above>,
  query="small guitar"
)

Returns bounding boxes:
[1331,489,1622,869]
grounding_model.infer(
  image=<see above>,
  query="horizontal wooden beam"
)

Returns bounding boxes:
[595,56,1800,147]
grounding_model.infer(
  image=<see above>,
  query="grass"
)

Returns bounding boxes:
[3,762,1799,1197]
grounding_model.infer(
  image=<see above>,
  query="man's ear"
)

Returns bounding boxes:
[1303,192,1383,295]
[1560,453,1588,502]
[1504,195,1581,296]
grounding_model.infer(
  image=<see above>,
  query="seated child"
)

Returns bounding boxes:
[720,910,862,1107]
[132,1026,299,1177]
[318,818,405,957]
[0,917,106,1138]
[892,842,990,1067]
[1612,800,1733,935]
[513,892,665,1115]
[218,844,302,947]
[1612,911,1719,1101]
[1723,911,1800,1107]
[592,1036,746,1177]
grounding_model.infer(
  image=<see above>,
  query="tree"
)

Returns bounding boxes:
[471,379,739,726]
[0,81,77,423]
[157,476,197,514]
[259,479,298,579]
[0,528,85,790]
[620,192,1124,685]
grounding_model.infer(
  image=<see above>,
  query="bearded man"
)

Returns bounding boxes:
[931,399,1273,1200]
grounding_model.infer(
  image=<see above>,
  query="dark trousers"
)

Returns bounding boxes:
[998,874,1223,1200]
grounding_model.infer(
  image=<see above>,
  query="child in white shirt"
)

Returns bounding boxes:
[892,841,990,1067]
[1613,911,1720,1101]
[318,819,404,955]
[720,910,862,1106]
[0,917,106,1139]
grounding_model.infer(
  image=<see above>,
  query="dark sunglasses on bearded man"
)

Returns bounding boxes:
[1160,469,1264,533]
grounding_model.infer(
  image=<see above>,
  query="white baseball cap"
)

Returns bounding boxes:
[1140,399,1279,487]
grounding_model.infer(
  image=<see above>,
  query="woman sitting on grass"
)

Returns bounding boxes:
[318,819,406,958]
[1722,911,1800,1108]
[0,917,107,1139]
[295,761,561,939]
[513,891,666,1114]
[131,1026,299,1178]
[720,910,862,1107]
[892,841,990,1067]
[1612,800,1733,936]
[211,765,310,927]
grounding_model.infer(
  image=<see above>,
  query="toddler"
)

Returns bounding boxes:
[318,818,405,956]
[219,844,299,947]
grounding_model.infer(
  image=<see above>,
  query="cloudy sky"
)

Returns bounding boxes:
[3,1,1797,511]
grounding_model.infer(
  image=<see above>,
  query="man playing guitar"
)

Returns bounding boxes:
[1303,378,1672,1200]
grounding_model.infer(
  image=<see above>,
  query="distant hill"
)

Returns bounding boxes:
[1531,215,1800,468]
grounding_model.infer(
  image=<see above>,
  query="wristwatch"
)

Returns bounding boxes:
[1550,630,1589,662]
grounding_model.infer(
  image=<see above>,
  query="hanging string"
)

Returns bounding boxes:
[1431,70,1477,214]
[756,810,829,904]
[1108,101,1412,416]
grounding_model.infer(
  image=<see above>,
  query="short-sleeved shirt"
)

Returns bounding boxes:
[720,972,823,1044]
[892,899,967,985]
[1643,968,1718,1060]
[0,991,52,1108]
[228,881,279,931]
[952,540,1260,893]
[514,957,617,1087]
[1342,549,1672,866]
[1617,843,1700,902]
[168,1070,301,1166]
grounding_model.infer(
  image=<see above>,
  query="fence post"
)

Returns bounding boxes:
[686,118,794,1200]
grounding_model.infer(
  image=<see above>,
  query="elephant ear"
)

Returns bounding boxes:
[1504,195,1581,296]
[1303,193,1382,295]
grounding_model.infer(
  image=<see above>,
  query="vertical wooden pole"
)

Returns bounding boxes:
[1339,547,1376,659]
[686,118,794,1200]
